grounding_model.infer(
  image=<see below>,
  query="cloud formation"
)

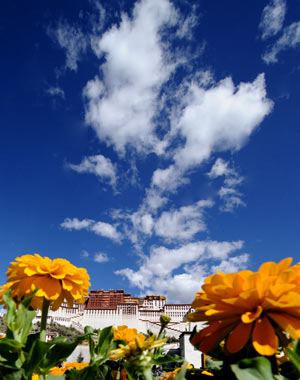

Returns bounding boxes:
[208,158,245,212]
[56,0,275,302]
[151,74,273,194]
[116,240,247,303]
[84,0,176,154]
[263,22,300,64]
[68,154,117,187]
[61,217,122,242]
[46,86,65,99]
[48,21,88,71]
[61,217,93,230]
[81,250,90,258]
[154,200,213,241]
[259,0,286,40]
[94,252,109,263]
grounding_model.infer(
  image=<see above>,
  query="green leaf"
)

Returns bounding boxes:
[95,326,114,357]
[287,346,300,373]
[123,360,138,380]
[23,338,50,375]
[205,358,223,370]
[47,376,66,380]
[152,354,184,365]
[294,339,300,356]
[231,357,274,380]
[20,288,38,309]
[3,290,36,346]
[98,364,116,380]
[41,336,85,370]
[88,334,95,361]
[84,326,94,335]
[17,304,36,344]
[3,291,17,330]
[0,338,23,351]
[142,367,154,380]
[2,370,24,380]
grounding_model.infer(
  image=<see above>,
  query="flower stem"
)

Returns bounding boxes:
[142,368,153,380]
[40,298,50,341]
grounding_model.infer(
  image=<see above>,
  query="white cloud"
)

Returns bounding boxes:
[49,21,88,71]
[116,240,246,303]
[144,188,168,213]
[259,0,286,40]
[151,165,189,192]
[176,5,198,40]
[218,187,246,213]
[211,253,249,273]
[131,212,154,236]
[91,221,122,241]
[151,74,272,193]
[82,0,272,198]
[56,1,273,301]
[81,250,90,258]
[208,158,233,178]
[112,198,213,249]
[154,200,213,241]
[84,0,176,154]
[208,158,245,212]
[60,217,121,242]
[46,86,65,99]
[173,74,273,170]
[263,22,300,64]
[68,154,117,186]
[224,176,244,187]
[94,252,109,263]
[61,217,93,230]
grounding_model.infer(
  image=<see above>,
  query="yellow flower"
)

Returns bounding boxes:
[0,254,90,310]
[50,361,89,375]
[32,375,40,380]
[201,370,214,376]
[110,334,166,361]
[187,258,300,356]
[113,325,146,344]
[160,363,193,380]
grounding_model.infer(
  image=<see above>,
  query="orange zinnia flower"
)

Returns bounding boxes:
[110,326,165,361]
[187,258,300,356]
[0,254,90,310]
[50,361,89,375]
[113,325,146,344]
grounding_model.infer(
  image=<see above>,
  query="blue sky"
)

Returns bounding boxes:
[1,0,300,303]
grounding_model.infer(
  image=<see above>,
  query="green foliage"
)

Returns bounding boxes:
[0,291,87,380]
[231,357,274,380]
[3,289,300,380]
[283,339,300,379]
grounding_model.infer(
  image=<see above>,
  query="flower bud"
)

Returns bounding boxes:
[160,314,171,327]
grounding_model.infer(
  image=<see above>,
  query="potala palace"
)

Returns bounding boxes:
[34,289,198,338]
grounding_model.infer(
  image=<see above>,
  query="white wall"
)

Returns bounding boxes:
[180,333,202,368]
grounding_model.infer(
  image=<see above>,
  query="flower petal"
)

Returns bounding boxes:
[241,305,263,323]
[198,321,237,353]
[30,276,61,300]
[226,322,252,353]
[268,312,300,340]
[252,316,278,356]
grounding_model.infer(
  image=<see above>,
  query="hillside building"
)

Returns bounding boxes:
[34,289,199,338]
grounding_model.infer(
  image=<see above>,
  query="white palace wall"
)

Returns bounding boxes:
[33,295,197,338]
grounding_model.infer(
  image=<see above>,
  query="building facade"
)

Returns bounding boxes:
[34,289,199,338]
